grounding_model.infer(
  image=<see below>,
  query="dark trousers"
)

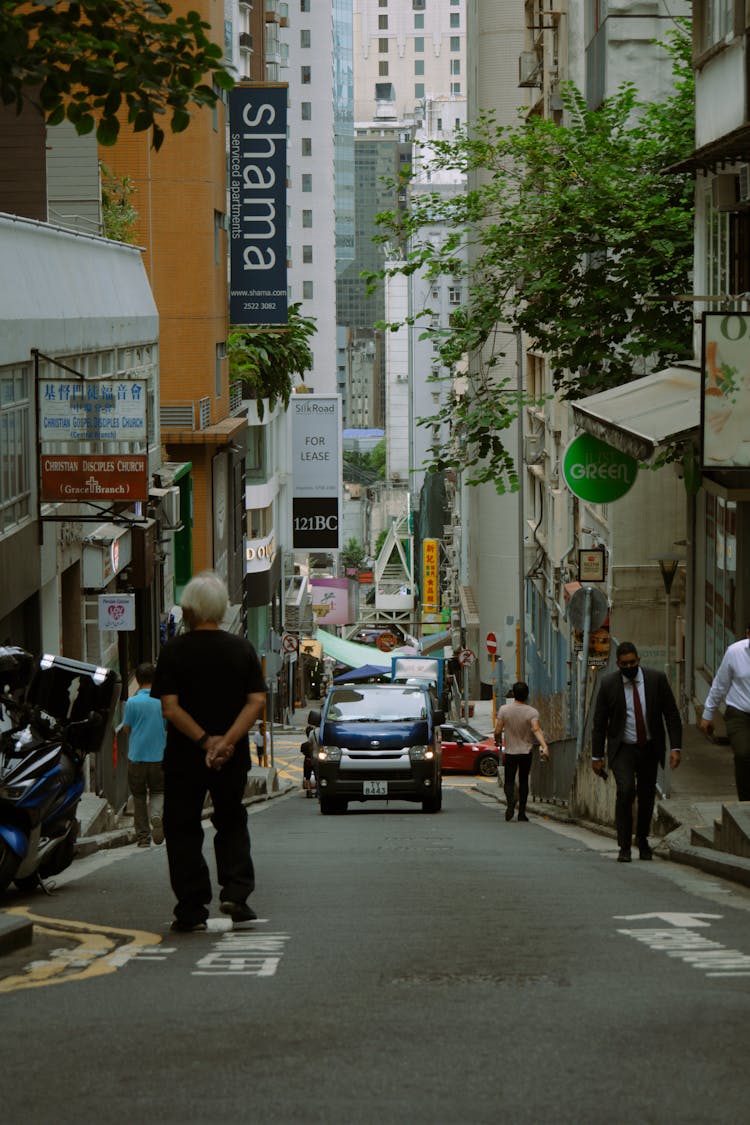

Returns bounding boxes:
[610,742,659,850]
[504,752,533,813]
[724,707,750,801]
[163,754,254,925]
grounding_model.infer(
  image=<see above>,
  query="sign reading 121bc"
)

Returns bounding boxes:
[291,395,341,550]
[562,433,638,504]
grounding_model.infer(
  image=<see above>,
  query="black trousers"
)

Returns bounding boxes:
[163,753,254,925]
[504,752,533,813]
[724,707,750,801]
[610,742,659,850]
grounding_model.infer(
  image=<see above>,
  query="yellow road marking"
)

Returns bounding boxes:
[0,907,162,993]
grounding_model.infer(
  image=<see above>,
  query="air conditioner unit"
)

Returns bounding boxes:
[150,486,181,528]
[738,164,750,204]
[712,173,739,212]
[523,432,544,464]
[518,51,541,88]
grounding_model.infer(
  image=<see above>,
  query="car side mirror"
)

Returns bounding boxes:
[433,709,445,726]
[307,709,321,727]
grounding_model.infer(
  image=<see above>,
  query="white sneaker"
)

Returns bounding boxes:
[151,815,164,845]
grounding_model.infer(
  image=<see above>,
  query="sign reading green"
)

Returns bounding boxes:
[563,434,638,503]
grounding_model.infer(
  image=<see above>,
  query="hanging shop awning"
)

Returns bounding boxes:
[570,365,701,462]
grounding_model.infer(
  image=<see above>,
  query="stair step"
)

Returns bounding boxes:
[690,825,715,849]
[720,803,750,860]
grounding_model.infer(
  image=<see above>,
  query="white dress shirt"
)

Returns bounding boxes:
[703,637,750,720]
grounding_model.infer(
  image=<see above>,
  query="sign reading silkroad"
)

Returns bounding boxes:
[291,395,341,550]
[562,434,638,503]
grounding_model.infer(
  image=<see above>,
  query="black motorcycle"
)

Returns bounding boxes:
[0,647,119,894]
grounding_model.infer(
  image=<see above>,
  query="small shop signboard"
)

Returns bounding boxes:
[40,454,149,503]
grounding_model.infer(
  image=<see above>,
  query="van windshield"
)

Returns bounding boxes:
[326,687,428,722]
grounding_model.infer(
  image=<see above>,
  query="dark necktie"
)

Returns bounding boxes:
[630,681,647,747]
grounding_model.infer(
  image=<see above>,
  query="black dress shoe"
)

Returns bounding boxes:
[638,843,653,861]
[617,849,632,863]
[505,805,515,821]
[517,813,529,822]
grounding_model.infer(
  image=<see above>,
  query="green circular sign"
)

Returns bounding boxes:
[562,433,638,503]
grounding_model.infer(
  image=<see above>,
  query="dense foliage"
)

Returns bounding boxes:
[228,304,317,418]
[369,28,695,494]
[0,0,234,149]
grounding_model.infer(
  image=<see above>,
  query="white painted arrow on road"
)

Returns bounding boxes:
[613,913,722,928]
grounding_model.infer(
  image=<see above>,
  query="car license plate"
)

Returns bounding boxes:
[363,780,387,796]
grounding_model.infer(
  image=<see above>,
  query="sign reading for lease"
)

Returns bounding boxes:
[41,454,149,502]
[291,395,341,550]
[39,379,147,442]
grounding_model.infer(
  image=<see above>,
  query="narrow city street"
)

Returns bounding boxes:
[2,781,749,1124]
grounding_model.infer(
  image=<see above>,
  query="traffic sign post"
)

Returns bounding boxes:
[486,632,498,724]
[281,633,299,655]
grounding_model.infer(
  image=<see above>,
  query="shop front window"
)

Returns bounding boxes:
[704,494,737,674]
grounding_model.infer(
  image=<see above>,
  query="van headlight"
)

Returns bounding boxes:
[318,746,342,762]
[409,746,434,761]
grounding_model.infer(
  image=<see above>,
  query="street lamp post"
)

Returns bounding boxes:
[654,556,681,686]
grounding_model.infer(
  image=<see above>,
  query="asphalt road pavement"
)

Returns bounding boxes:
[2,783,750,1124]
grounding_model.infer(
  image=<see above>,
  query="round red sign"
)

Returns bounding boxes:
[486,632,497,655]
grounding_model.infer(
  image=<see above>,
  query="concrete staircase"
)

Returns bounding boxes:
[690,801,750,859]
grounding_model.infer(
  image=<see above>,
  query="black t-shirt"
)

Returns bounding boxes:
[151,630,265,766]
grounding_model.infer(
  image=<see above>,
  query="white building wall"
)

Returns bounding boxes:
[464,0,524,688]
[283,5,337,394]
[384,270,410,482]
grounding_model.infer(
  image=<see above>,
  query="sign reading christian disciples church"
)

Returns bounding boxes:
[229,84,288,327]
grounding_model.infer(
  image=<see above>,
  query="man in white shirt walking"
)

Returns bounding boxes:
[700,624,750,801]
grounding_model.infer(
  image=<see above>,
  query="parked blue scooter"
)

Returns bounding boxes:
[0,647,120,894]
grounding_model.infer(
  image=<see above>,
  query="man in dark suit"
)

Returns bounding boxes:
[592,641,682,862]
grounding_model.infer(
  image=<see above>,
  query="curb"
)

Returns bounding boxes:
[0,912,33,956]
[474,780,750,886]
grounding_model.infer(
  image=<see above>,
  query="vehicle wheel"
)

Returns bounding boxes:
[0,839,22,893]
[13,873,41,892]
[319,796,337,815]
[39,822,77,878]
[476,754,499,778]
[422,789,442,813]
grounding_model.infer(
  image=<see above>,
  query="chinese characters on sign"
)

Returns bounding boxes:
[39,380,147,442]
[422,538,439,613]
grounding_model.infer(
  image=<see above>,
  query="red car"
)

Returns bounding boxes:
[440,722,499,777]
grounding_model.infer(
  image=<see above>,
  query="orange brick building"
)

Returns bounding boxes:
[102,0,247,617]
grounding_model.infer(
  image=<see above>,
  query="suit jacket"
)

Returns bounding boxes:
[591,667,682,767]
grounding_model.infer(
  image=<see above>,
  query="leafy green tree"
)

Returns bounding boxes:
[228,304,317,418]
[369,28,694,494]
[368,439,386,478]
[0,0,234,150]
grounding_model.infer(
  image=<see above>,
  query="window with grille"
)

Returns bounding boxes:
[302,137,312,156]
[302,174,312,192]
[301,101,311,120]
[303,245,313,264]
[301,65,311,84]
[302,209,313,227]
[0,365,31,536]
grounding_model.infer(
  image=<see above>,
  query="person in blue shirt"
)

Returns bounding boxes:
[122,662,167,847]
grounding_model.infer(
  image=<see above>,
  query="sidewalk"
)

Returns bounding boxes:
[472,697,750,887]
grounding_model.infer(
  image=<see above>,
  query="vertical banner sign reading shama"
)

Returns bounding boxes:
[292,396,341,550]
[229,84,288,326]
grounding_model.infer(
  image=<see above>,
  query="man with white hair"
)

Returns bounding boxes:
[152,571,266,932]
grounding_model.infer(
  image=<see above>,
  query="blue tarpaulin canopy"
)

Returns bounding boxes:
[333,664,390,683]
